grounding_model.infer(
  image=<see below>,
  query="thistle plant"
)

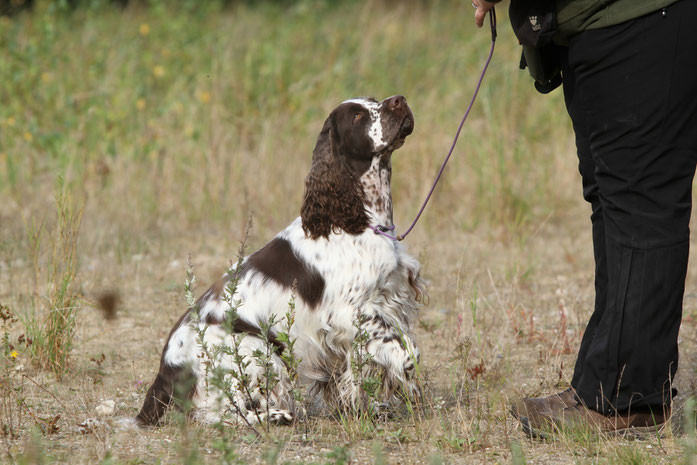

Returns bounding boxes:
[276,293,304,413]
[251,314,281,425]
[188,253,262,435]
[186,223,305,435]
[351,314,381,415]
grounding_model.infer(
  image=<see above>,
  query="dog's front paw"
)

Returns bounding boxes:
[265,408,294,425]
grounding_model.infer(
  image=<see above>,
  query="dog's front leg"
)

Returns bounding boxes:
[358,310,420,401]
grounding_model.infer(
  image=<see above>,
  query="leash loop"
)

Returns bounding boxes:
[374,6,497,242]
[370,224,397,239]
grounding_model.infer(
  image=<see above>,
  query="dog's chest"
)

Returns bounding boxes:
[303,231,399,303]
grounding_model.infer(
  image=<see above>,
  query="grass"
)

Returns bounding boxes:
[20,177,85,378]
[0,0,696,464]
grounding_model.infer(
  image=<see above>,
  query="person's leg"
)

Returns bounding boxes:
[511,46,610,435]
[560,47,609,393]
[565,0,697,415]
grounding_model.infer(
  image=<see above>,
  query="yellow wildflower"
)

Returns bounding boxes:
[10,351,18,359]
[153,65,165,78]
[136,98,146,111]
[23,132,32,142]
[197,91,211,104]
[139,23,150,36]
[6,117,15,126]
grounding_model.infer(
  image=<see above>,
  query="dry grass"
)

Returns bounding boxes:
[1,1,696,463]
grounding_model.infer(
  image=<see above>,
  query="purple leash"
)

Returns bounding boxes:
[371,7,497,241]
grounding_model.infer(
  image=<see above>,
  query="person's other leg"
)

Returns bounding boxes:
[566,0,697,414]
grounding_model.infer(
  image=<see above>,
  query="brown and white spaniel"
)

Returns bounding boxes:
[135,95,424,426]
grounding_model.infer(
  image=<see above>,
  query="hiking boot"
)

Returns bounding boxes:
[532,403,669,439]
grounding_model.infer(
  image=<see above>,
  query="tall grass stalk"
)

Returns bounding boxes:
[22,179,85,378]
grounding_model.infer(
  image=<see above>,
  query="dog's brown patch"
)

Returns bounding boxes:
[247,237,325,309]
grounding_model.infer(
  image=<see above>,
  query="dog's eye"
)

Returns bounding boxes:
[353,113,364,124]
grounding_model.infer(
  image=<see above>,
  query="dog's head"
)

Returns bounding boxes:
[301,96,414,239]
[332,95,414,159]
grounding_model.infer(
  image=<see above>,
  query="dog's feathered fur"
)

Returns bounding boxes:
[136,95,424,426]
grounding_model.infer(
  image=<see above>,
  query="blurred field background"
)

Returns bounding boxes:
[1,0,696,463]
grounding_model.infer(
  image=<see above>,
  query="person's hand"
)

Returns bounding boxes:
[472,0,497,28]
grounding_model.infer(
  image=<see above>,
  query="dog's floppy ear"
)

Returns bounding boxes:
[301,112,369,239]
[315,115,340,164]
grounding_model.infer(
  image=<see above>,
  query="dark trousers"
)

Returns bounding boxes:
[560,0,697,415]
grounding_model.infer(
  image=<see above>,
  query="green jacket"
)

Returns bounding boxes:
[555,0,680,41]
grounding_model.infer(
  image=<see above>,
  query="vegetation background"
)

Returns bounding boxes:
[1,0,696,463]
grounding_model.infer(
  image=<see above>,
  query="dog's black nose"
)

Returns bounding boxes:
[386,95,406,110]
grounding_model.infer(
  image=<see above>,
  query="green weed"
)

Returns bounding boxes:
[0,303,28,441]
[21,178,84,378]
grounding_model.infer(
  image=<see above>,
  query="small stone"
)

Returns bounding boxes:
[95,400,116,417]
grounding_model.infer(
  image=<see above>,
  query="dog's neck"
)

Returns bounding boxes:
[359,153,393,228]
